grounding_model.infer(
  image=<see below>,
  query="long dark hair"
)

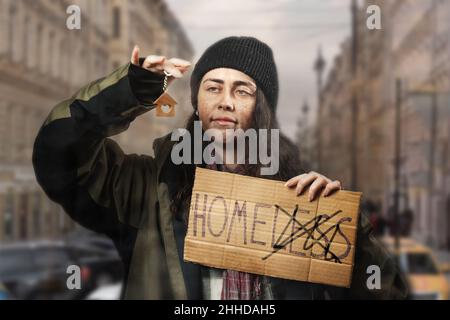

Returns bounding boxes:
[168,89,304,222]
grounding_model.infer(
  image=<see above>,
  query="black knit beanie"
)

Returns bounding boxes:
[190,36,279,112]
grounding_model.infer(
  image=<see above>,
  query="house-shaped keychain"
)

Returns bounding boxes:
[154,92,177,117]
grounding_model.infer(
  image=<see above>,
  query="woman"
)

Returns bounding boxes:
[33,36,407,299]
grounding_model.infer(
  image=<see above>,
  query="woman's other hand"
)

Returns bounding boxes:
[285,171,342,202]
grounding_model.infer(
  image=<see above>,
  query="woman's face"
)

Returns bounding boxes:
[197,68,257,139]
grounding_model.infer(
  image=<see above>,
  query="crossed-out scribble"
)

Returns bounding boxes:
[262,205,352,263]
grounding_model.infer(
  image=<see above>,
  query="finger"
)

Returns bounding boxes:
[168,58,191,76]
[308,177,327,201]
[131,45,140,65]
[295,173,318,195]
[168,58,192,68]
[177,66,191,74]
[312,172,332,184]
[163,61,183,78]
[143,55,166,69]
[285,175,302,187]
[323,181,342,197]
[285,173,310,187]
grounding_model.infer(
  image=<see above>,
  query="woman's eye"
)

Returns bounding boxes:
[207,87,219,93]
[237,90,250,96]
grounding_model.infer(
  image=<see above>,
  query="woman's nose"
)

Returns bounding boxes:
[218,92,235,111]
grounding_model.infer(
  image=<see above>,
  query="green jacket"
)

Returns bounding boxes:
[33,63,409,300]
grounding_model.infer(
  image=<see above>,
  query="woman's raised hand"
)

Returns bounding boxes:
[130,45,191,84]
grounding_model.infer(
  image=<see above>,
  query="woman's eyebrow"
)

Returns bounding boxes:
[203,78,224,84]
[233,80,256,89]
[202,79,256,89]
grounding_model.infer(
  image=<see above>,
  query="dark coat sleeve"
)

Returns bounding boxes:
[32,62,165,239]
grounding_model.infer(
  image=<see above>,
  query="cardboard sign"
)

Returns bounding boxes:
[184,168,362,288]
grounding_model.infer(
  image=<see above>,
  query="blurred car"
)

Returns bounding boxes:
[67,233,120,258]
[382,237,449,300]
[0,240,123,300]
[439,262,450,273]
[86,282,122,300]
[0,282,13,300]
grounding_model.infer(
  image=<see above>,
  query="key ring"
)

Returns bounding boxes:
[163,70,172,92]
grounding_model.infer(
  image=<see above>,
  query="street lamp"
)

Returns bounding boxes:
[393,79,402,257]
[296,100,311,171]
[314,46,325,172]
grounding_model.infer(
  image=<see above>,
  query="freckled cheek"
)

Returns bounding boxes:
[197,95,217,127]
[236,103,255,129]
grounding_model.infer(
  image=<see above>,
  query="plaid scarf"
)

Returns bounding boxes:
[221,270,263,300]
[206,163,264,300]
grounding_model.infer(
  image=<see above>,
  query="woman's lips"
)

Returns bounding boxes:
[211,117,237,127]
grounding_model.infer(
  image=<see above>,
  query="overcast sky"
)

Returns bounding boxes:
[166,0,352,140]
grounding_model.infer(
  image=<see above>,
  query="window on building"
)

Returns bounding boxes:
[47,31,55,76]
[3,192,14,241]
[33,193,41,238]
[113,7,121,38]
[19,193,28,240]
[59,40,66,83]
[8,4,16,58]
[36,23,42,74]
[0,104,5,160]
[23,16,29,64]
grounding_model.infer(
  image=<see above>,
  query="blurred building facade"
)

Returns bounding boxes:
[0,0,194,242]
[319,0,450,249]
